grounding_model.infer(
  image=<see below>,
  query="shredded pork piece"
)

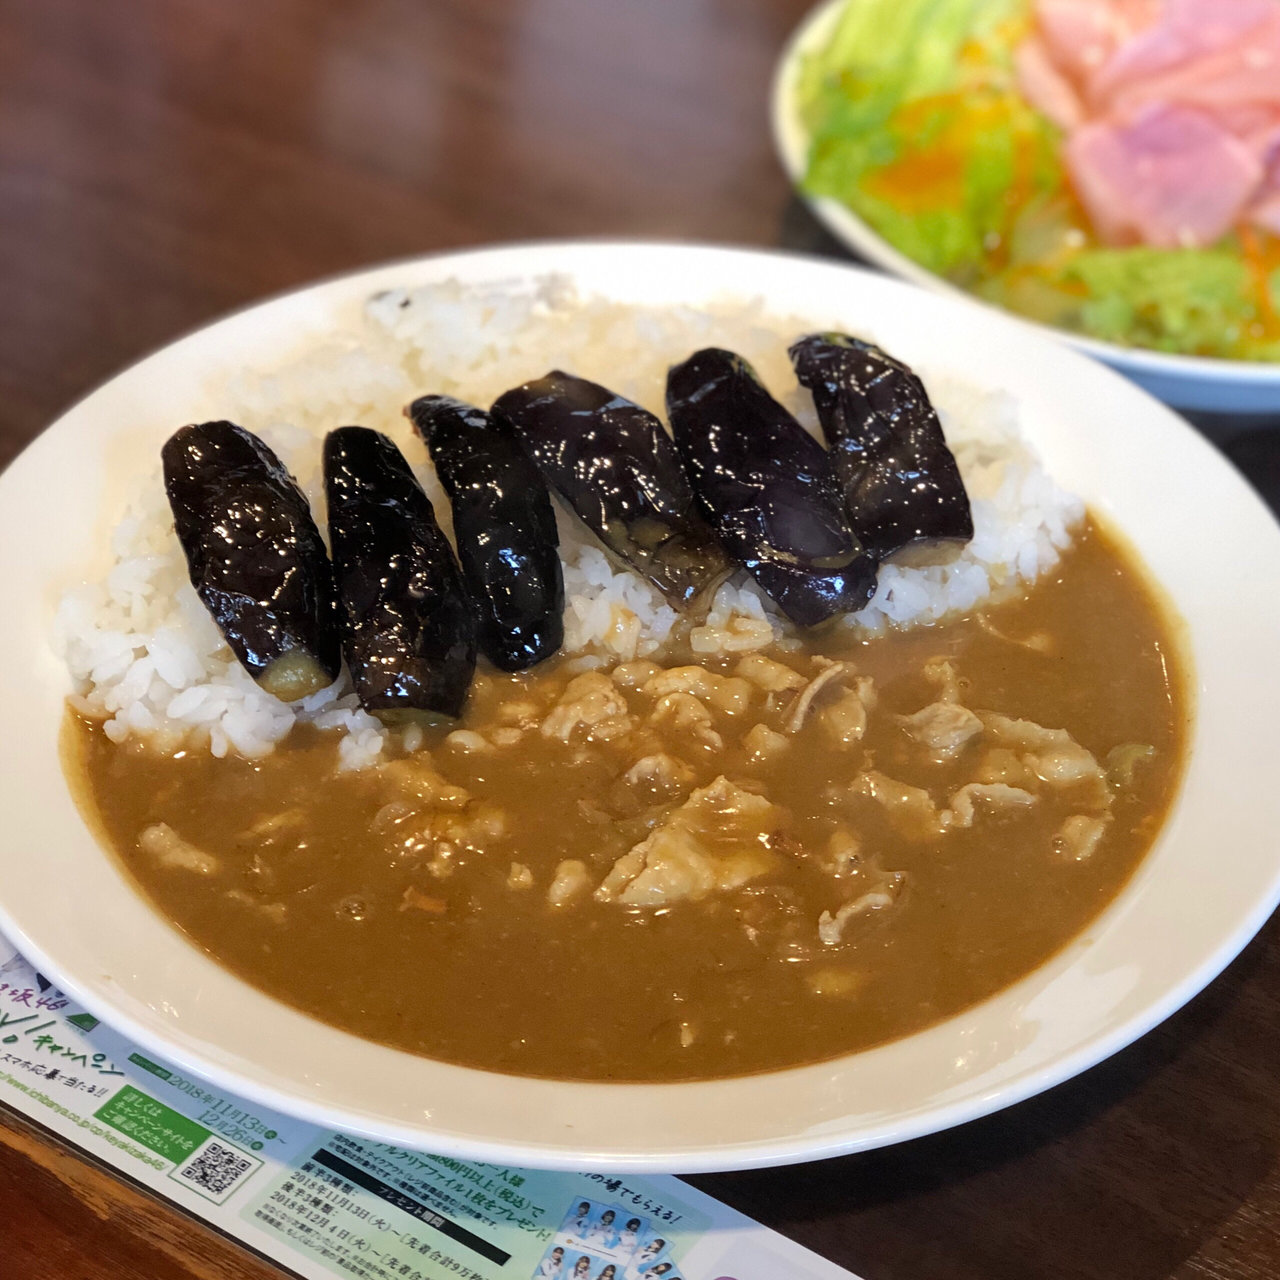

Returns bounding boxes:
[642,666,751,715]
[743,722,789,762]
[379,759,471,811]
[1055,814,1112,861]
[595,777,781,907]
[507,862,534,890]
[899,701,984,758]
[818,877,904,946]
[735,654,805,693]
[946,783,1037,828]
[923,657,962,703]
[547,859,592,907]
[455,803,506,841]
[611,660,660,689]
[979,712,1100,778]
[494,698,541,726]
[541,672,633,743]
[384,798,507,879]
[586,713,636,741]
[849,771,945,838]
[414,804,507,855]
[976,614,1054,653]
[784,660,853,733]
[139,823,220,875]
[1030,742,1107,787]
[239,809,304,840]
[821,678,876,746]
[975,747,1040,789]
[822,828,863,877]
[225,888,287,922]
[649,691,723,750]
[623,752,695,795]
[979,712,1111,805]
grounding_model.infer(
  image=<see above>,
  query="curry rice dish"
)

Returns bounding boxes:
[59,289,1189,1083]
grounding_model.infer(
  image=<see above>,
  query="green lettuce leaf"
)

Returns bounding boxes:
[797,0,984,129]
[1066,248,1255,357]
[797,0,1049,276]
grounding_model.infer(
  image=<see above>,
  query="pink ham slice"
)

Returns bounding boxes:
[1066,103,1264,246]
[1209,103,1280,141]
[1249,191,1280,235]
[1015,35,1084,130]
[1101,14,1280,120]
[1019,0,1280,248]
[1089,0,1278,109]
[1033,0,1161,87]
[1240,115,1280,171]
[1248,164,1280,234]
[1033,0,1125,84]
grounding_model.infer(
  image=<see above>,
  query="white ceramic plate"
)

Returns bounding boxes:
[772,0,1280,415]
[2,242,1279,1174]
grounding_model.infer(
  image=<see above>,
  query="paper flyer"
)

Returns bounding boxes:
[0,934,860,1280]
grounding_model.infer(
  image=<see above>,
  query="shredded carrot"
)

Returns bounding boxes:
[1238,224,1280,337]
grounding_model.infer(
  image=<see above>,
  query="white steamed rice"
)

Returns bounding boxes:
[55,275,1083,769]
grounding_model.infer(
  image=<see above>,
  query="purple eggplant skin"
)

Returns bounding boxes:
[789,334,973,561]
[491,371,730,605]
[665,348,878,627]
[407,395,564,671]
[324,427,476,722]
[162,420,340,702]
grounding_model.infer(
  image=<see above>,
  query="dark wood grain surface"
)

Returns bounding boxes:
[3,2,1280,1277]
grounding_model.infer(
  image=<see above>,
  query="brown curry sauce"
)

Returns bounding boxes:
[66,518,1188,1082]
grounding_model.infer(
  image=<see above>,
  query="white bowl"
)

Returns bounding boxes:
[2,242,1279,1173]
[771,0,1280,415]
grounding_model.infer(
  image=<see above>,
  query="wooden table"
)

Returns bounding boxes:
[3,2,1280,1276]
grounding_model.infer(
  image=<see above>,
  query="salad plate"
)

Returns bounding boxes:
[772,0,1280,413]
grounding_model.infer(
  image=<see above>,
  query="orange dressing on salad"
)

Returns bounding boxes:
[864,147,967,214]
[865,94,994,213]
[866,90,1045,267]
[1239,226,1280,342]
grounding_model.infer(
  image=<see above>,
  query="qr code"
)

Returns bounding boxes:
[179,1141,254,1197]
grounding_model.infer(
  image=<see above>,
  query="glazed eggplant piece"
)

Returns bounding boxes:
[666,348,878,627]
[491,371,729,605]
[324,427,476,722]
[162,420,340,701]
[407,394,564,671]
[790,334,973,561]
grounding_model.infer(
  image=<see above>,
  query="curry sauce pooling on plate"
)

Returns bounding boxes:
[65,516,1188,1082]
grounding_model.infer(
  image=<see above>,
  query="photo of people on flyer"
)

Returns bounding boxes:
[536,1197,684,1280]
